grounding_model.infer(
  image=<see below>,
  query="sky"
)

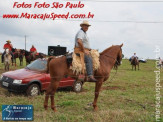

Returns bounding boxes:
[0,0,163,59]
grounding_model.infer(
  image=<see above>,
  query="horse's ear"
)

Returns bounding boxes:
[120,43,123,47]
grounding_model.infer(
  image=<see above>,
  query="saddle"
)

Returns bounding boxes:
[66,53,73,66]
[30,52,39,56]
[66,49,100,75]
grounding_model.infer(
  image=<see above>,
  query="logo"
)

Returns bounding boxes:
[50,49,54,55]
[2,105,33,121]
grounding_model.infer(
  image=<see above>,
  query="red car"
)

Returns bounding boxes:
[0,59,84,96]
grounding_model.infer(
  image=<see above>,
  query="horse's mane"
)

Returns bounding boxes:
[100,46,113,55]
[100,45,120,55]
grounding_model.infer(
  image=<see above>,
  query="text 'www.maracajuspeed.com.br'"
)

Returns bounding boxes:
[2,12,94,20]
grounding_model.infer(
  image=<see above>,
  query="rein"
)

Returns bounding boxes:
[103,54,120,82]
[104,54,120,65]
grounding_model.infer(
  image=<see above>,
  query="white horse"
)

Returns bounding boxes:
[4,49,12,71]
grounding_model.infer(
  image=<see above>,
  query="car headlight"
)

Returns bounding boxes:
[13,80,22,84]
[0,75,3,80]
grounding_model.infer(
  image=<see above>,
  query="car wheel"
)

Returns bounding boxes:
[26,84,40,96]
[73,81,82,93]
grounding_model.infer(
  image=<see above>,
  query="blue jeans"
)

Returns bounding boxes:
[84,54,93,77]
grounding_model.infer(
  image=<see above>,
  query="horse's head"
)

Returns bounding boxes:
[12,48,16,52]
[5,49,10,55]
[117,44,123,63]
[133,57,138,62]
[21,49,25,55]
[100,44,123,69]
[114,44,123,67]
[25,50,30,56]
[4,49,12,60]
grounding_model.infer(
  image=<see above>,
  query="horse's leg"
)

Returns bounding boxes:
[25,58,26,65]
[8,64,9,71]
[12,58,13,66]
[93,79,103,111]
[13,58,15,66]
[44,85,51,110]
[138,64,139,70]
[20,59,22,66]
[50,81,59,112]
[44,80,59,112]
[6,63,8,71]
[15,58,16,67]
[22,59,23,66]
[5,64,6,71]
[135,65,136,71]
[19,58,21,66]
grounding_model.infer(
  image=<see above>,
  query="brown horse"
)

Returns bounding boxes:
[131,57,139,70]
[12,48,24,66]
[25,50,46,65]
[44,44,123,112]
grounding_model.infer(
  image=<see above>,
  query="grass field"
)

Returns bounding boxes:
[0,57,162,122]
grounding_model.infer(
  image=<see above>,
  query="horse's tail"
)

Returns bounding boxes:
[46,56,54,73]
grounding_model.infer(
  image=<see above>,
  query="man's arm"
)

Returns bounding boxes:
[10,44,13,48]
[77,39,89,55]
[77,39,85,52]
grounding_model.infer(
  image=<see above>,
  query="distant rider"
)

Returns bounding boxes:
[131,53,138,64]
[2,40,14,63]
[30,45,37,59]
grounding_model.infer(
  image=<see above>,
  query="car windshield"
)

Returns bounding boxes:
[26,59,47,71]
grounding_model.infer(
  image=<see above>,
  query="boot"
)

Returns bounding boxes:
[88,76,97,82]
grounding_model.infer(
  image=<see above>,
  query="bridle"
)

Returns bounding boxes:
[103,47,122,82]
[104,54,120,65]
[104,47,122,65]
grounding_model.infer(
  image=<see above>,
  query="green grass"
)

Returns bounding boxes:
[0,57,162,122]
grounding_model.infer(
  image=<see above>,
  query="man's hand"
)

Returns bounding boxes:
[84,50,90,55]
[77,39,90,55]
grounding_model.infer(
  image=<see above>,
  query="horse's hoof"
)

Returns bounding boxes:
[44,105,48,110]
[51,107,57,112]
[93,107,98,112]
[53,109,57,112]
[93,104,98,112]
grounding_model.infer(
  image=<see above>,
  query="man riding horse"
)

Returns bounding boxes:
[131,53,138,64]
[30,45,37,60]
[131,53,139,70]
[74,20,97,82]
[1,40,14,63]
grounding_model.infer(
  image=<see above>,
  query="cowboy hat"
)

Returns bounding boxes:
[6,40,11,43]
[80,20,91,27]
